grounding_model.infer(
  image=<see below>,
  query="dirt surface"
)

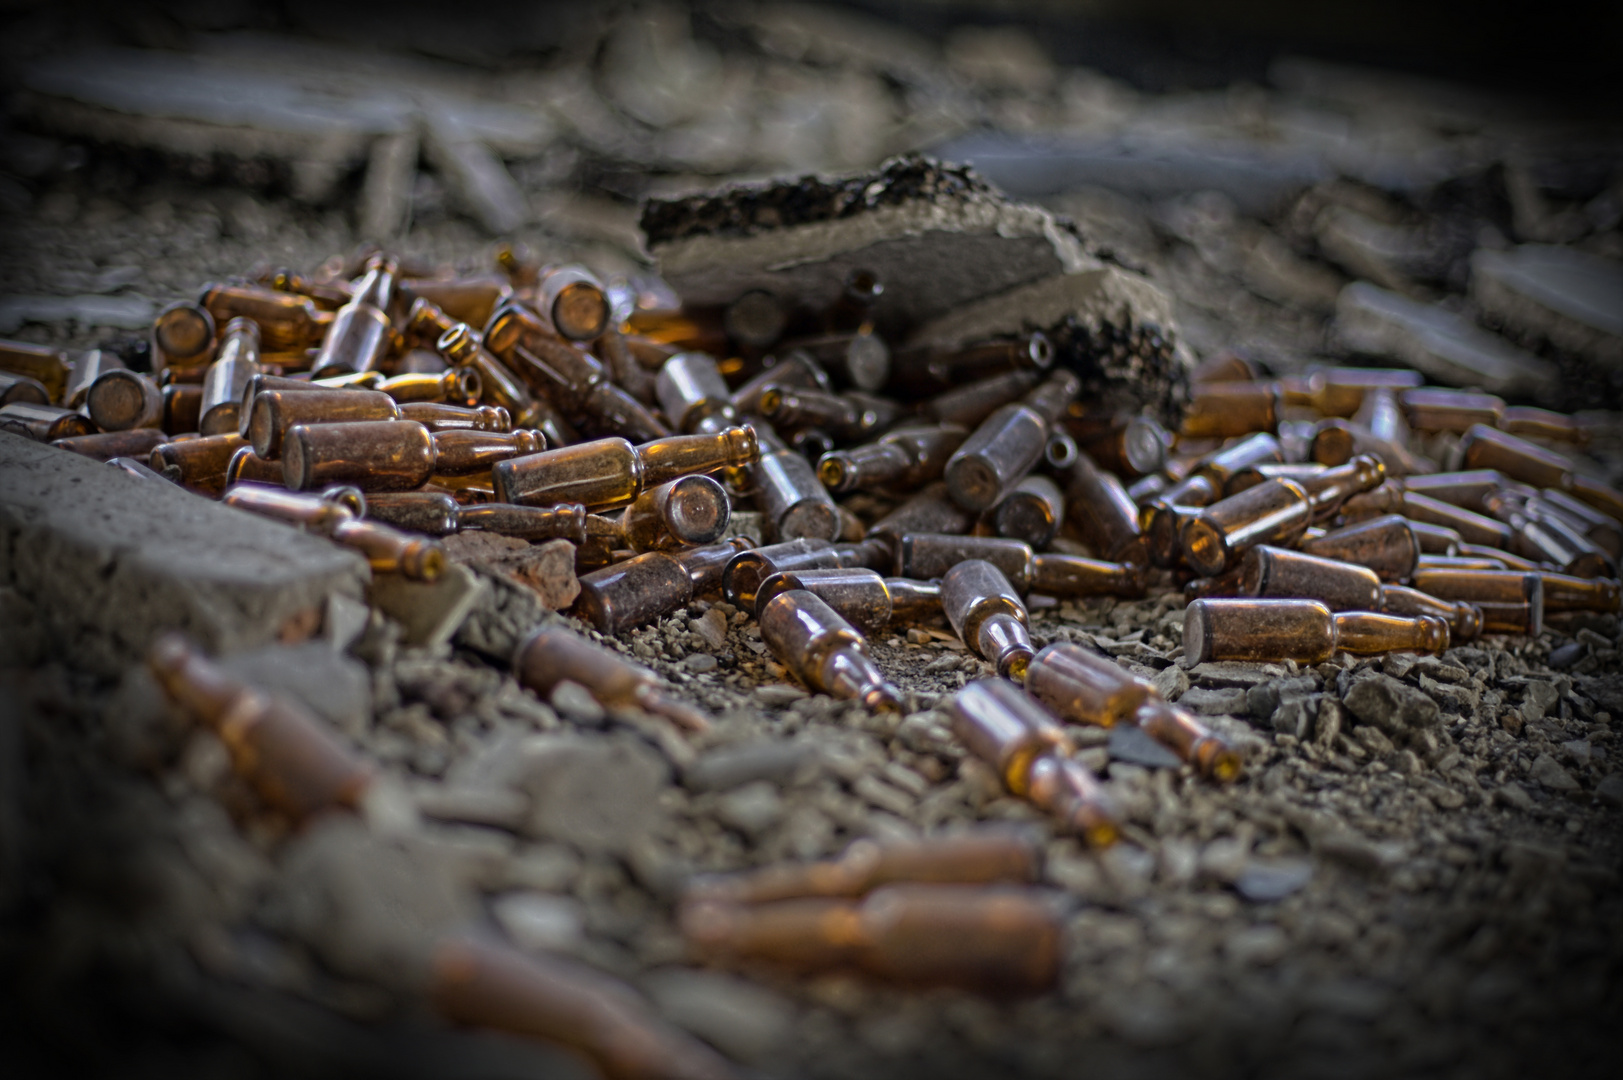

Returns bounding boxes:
[3,4,1622,1080]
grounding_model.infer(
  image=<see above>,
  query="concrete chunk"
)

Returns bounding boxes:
[0,433,368,675]
[1332,282,1559,400]
[641,154,1095,335]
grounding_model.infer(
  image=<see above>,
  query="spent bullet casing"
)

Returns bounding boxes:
[309,256,397,377]
[817,423,968,496]
[621,474,731,552]
[281,421,545,491]
[1179,380,1278,438]
[151,301,218,366]
[990,474,1065,550]
[575,538,751,636]
[1378,584,1482,639]
[248,388,400,458]
[1458,424,1575,491]
[0,371,50,407]
[514,626,710,732]
[921,368,1042,428]
[754,567,940,634]
[199,317,263,435]
[51,428,169,462]
[751,423,840,541]
[899,533,1147,598]
[867,481,977,543]
[492,427,757,511]
[86,368,163,431]
[945,369,1079,512]
[455,502,589,543]
[363,490,460,535]
[656,351,738,434]
[1182,599,1449,665]
[201,282,331,353]
[0,338,72,401]
[723,537,889,610]
[1239,545,1382,610]
[941,559,1036,678]
[758,589,901,711]
[680,884,1061,991]
[1299,514,1421,582]
[0,402,96,441]
[536,265,611,342]
[1065,451,1149,566]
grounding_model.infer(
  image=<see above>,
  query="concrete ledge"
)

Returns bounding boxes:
[0,432,368,675]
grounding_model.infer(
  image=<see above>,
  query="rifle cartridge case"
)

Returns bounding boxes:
[1180,479,1313,577]
[1458,424,1574,490]
[0,338,72,401]
[363,491,460,536]
[1065,452,1150,566]
[942,560,1036,678]
[656,352,738,434]
[991,474,1065,549]
[1402,491,1515,549]
[868,482,977,544]
[249,388,400,459]
[51,428,169,462]
[397,402,511,432]
[1296,454,1387,518]
[309,256,397,377]
[222,445,283,488]
[429,937,733,1080]
[1183,599,1449,665]
[1400,388,1505,433]
[377,368,482,406]
[199,317,263,435]
[893,332,1051,395]
[280,420,432,491]
[455,502,589,543]
[0,402,96,441]
[722,288,787,349]
[680,884,1061,990]
[163,383,203,435]
[0,371,50,407]
[331,517,445,580]
[1065,410,1171,479]
[1399,469,1503,510]
[758,384,898,444]
[402,274,512,330]
[1279,366,1424,417]
[1535,489,1622,557]
[730,351,831,417]
[491,427,757,511]
[514,626,711,732]
[1378,584,1482,640]
[778,330,890,392]
[946,678,1071,794]
[537,265,611,342]
[1179,381,1277,438]
[1499,405,1590,444]
[148,636,371,820]
[62,348,121,409]
[1224,462,1328,496]
[261,267,350,310]
[152,301,218,368]
[758,589,902,711]
[86,368,163,431]
[621,474,731,552]
[1023,642,1154,729]
[151,433,247,494]
[1407,520,1463,556]
[824,268,883,336]
[1495,495,1614,578]
[755,568,940,633]
[1538,572,1622,614]
[201,283,330,352]
[686,829,1040,905]
[1239,545,1382,610]
[722,538,839,609]
[945,370,1079,511]
[576,539,752,635]
[222,482,358,531]
[1453,543,1539,572]
[921,368,1042,428]
[751,424,840,541]
[818,423,968,496]
[1569,475,1623,529]
[899,533,1031,588]
[1132,698,1245,781]
[1409,568,1544,634]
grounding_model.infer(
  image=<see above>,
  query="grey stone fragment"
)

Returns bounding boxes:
[452,569,561,662]
[1332,281,1559,400]
[1495,782,1535,811]
[420,109,529,235]
[276,817,478,990]
[1271,695,1320,738]
[1178,686,1250,716]
[684,740,823,791]
[1247,676,1317,719]
[502,735,670,852]
[1521,680,1559,722]
[642,155,1093,335]
[550,681,607,725]
[443,533,579,611]
[1225,924,1288,965]
[1342,673,1441,735]
[216,641,372,738]
[370,563,488,649]
[1530,753,1579,793]
[681,653,717,673]
[1471,244,1623,369]
[490,891,585,953]
[1594,773,1623,808]
[716,780,784,838]
[1107,723,1182,770]
[1234,858,1313,903]
[642,968,794,1063]
[755,684,808,707]
[1547,641,1587,670]
[0,433,367,676]
[413,785,530,831]
[690,608,729,651]
[1313,697,1346,749]
[1185,662,1282,688]
[1151,664,1189,701]
[0,293,154,333]
[358,130,417,242]
[906,264,1191,426]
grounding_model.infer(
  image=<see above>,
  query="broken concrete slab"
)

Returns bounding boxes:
[442,533,579,611]
[906,265,1192,426]
[0,433,368,676]
[216,641,372,738]
[371,563,489,649]
[0,293,155,334]
[1470,245,1623,371]
[1331,282,1559,401]
[640,155,1095,337]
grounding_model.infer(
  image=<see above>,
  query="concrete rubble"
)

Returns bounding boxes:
[1,4,1621,1080]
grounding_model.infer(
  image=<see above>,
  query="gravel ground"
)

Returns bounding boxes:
[3,7,1622,1080]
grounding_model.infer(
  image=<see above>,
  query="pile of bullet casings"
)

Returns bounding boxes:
[4,239,1621,1076]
